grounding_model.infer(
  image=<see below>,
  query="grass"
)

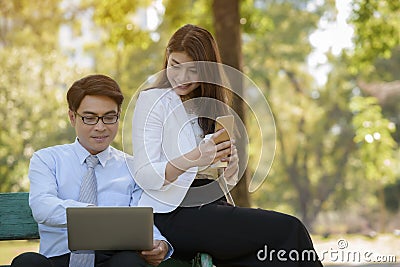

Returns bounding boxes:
[0,240,39,265]
[313,234,400,266]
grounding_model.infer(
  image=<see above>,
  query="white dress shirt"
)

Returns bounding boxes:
[132,89,200,212]
[28,139,172,258]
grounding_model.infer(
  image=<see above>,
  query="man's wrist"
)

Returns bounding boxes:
[159,239,174,260]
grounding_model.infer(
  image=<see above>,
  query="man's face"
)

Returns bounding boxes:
[69,95,119,155]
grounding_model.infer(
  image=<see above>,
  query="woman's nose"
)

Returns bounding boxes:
[176,69,188,83]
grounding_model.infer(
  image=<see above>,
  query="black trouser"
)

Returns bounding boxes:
[11,251,147,267]
[155,198,323,267]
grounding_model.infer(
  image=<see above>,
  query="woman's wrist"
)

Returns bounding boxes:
[167,148,199,177]
[183,148,201,169]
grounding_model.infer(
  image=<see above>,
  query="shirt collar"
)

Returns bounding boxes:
[73,138,111,167]
[167,88,179,101]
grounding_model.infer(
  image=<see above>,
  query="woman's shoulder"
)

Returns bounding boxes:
[137,88,178,106]
[139,88,171,98]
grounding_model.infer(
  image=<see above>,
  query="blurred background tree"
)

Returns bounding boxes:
[1,0,399,233]
[0,0,77,191]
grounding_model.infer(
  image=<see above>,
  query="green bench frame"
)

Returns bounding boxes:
[0,192,213,267]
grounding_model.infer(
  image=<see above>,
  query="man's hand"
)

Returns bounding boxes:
[141,240,168,266]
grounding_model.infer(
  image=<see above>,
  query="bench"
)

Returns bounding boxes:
[0,192,213,267]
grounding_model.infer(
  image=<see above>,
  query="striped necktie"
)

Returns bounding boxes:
[69,155,99,267]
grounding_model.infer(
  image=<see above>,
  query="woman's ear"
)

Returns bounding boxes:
[68,110,76,126]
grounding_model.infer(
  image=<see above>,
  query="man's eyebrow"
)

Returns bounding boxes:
[80,110,118,115]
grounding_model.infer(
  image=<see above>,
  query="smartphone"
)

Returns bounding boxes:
[214,115,234,144]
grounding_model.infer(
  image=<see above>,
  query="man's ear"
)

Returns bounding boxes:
[68,110,76,126]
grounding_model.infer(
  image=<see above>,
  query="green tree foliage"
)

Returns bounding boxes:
[350,96,397,183]
[2,0,399,232]
[0,0,78,191]
[354,47,400,144]
[348,0,400,73]
[347,0,400,223]
[347,0,400,143]
[350,95,397,230]
[0,47,76,192]
[241,0,334,87]
[79,0,156,90]
[241,0,342,228]
[0,0,64,49]
[252,61,360,229]
[373,47,400,82]
[240,0,399,231]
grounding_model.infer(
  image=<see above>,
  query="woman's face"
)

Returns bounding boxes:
[167,51,200,97]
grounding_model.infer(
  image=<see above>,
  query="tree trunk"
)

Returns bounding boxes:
[212,0,250,207]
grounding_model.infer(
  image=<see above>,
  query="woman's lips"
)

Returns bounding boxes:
[175,84,192,89]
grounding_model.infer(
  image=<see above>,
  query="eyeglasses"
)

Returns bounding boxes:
[75,112,119,125]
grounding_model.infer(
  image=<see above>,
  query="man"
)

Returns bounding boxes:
[11,74,172,267]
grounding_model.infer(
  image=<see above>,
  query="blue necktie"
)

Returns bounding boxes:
[69,155,99,267]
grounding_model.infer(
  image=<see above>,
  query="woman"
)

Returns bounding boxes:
[132,24,323,267]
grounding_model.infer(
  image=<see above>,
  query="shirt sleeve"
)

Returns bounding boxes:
[28,151,88,227]
[152,224,174,260]
[132,91,169,190]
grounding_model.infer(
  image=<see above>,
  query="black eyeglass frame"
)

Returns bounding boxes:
[74,112,120,125]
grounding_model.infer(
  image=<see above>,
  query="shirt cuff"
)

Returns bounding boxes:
[162,239,174,260]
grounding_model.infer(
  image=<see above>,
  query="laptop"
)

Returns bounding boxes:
[66,206,153,251]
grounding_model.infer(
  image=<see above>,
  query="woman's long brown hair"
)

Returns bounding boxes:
[150,24,233,135]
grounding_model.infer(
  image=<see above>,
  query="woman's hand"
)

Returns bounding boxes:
[221,144,239,186]
[193,129,232,167]
[165,129,232,184]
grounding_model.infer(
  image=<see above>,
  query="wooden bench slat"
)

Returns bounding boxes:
[0,193,39,240]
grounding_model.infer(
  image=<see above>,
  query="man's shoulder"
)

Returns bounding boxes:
[31,143,75,165]
[33,143,75,160]
[35,143,74,155]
